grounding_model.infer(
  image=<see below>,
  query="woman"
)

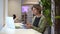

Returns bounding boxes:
[26,4,47,34]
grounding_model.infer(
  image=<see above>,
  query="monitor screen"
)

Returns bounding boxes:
[22,6,29,13]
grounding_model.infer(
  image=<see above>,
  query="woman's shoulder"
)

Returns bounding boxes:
[41,15,45,18]
[40,15,46,21]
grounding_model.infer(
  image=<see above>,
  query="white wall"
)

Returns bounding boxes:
[8,0,21,20]
[0,0,5,30]
[22,0,39,4]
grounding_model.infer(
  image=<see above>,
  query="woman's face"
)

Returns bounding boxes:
[32,7,39,15]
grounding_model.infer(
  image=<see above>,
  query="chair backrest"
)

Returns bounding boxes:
[6,17,15,29]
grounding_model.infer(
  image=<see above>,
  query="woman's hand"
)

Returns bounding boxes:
[25,22,32,29]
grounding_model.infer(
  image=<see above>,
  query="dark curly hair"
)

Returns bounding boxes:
[13,14,16,19]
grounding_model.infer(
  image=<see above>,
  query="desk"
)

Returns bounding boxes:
[0,27,42,34]
[14,23,23,27]
[14,23,26,29]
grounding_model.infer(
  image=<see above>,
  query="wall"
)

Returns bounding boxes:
[8,0,21,20]
[22,0,39,5]
[0,0,5,30]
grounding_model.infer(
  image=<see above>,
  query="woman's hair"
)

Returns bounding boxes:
[13,14,16,19]
[32,4,41,14]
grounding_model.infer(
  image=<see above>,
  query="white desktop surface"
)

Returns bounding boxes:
[0,26,42,34]
[14,23,24,27]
